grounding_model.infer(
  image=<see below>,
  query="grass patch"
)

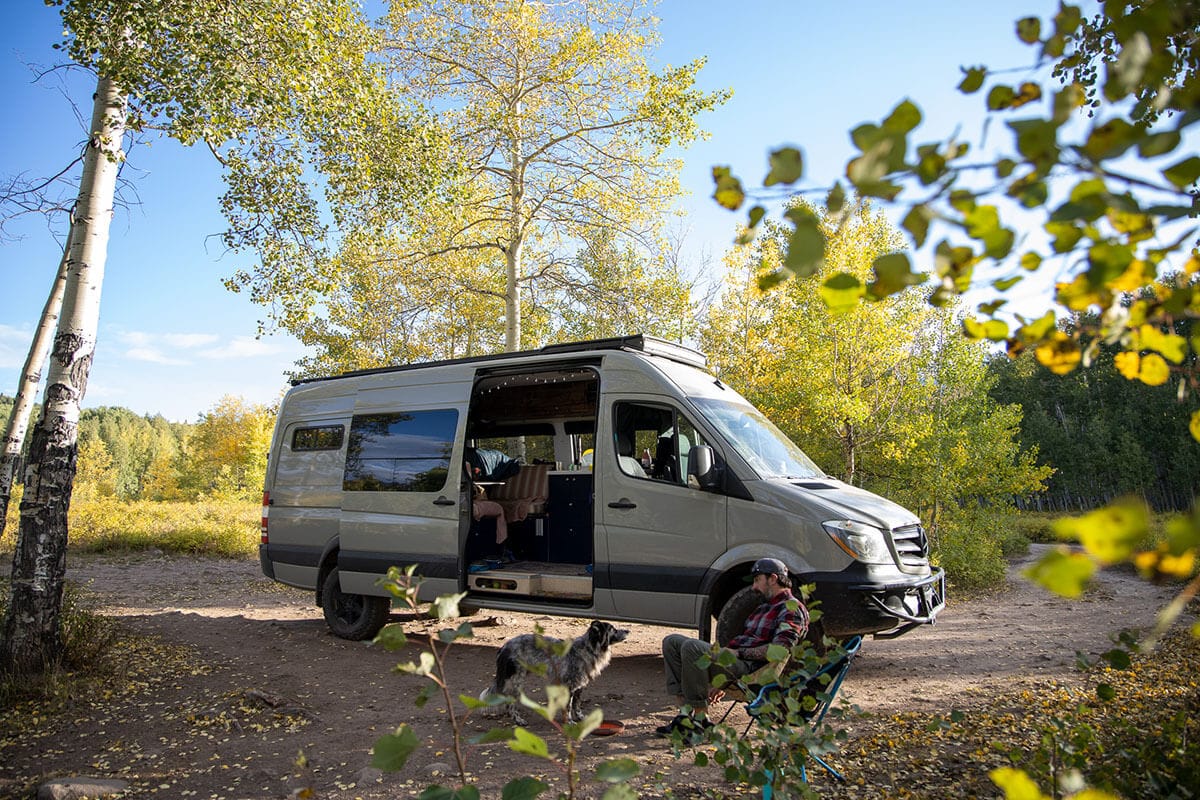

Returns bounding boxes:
[0,580,122,710]
[2,495,258,558]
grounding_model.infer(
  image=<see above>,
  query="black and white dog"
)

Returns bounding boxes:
[481,620,630,724]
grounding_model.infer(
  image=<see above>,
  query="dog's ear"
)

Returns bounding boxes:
[587,620,606,645]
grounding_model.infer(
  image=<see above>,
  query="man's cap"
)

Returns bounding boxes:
[750,557,788,578]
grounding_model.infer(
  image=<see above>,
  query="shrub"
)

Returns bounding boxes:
[933,505,1010,593]
[68,496,258,557]
[0,580,120,707]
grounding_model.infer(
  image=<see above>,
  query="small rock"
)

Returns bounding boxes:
[357,766,383,785]
[426,762,451,776]
[38,778,130,800]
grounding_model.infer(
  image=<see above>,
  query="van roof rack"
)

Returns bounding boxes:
[292,334,707,385]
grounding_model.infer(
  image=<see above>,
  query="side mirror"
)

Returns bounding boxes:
[688,445,719,491]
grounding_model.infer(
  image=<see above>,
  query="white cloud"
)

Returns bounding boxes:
[0,324,33,369]
[124,347,191,366]
[199,335,291,360]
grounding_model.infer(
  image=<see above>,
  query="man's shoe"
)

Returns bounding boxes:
[681,717,714,745]
[654,714,689,736]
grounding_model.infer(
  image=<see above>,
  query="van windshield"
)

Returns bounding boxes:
[691,398,824,480]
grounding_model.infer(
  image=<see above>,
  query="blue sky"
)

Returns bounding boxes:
[0,0,1061,422]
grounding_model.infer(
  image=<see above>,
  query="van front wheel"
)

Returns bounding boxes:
[321,568,390,641]
[715,586,762,647]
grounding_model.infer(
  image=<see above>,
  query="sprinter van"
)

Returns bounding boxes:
[259,335,945,642]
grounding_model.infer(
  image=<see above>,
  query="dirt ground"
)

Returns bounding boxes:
[0,545,1188,799]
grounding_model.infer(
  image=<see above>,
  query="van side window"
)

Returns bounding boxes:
[292,425,345,452]
[613,402,709,487]
[343,410,459,492]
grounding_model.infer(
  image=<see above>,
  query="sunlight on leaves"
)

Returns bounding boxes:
[1035,332,1082,375]
[508,727,552,759]
[1023,547,1095,598]
[1053,499,1149,565]
[595,757,641,783]
[431,592,467,620]
[819,273,864,313]
[712,165,745,210]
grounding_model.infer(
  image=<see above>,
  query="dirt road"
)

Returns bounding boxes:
[0,545,1184,799]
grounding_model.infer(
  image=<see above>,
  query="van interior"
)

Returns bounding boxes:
[462,365,600,604]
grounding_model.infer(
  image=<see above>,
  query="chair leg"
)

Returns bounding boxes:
[809,753,846,783]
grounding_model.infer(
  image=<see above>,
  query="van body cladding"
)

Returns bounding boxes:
[260,335,946,642]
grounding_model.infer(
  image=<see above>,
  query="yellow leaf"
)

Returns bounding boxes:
[1113,351,1140,380]
[1054,499,1149,564]
[990,766,1048,800]
[1191,409,1200,443]
[1138,352,1170,385]
[1035,333,1081,375]
[1138,324,1187,363]
[1109,258,1153,291]
[1055,275,1110,311]
[1023,547,1095,598]
[1073,791,1122,800]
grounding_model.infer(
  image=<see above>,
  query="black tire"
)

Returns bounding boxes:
[321,568,390,641]
[715,586,763,646]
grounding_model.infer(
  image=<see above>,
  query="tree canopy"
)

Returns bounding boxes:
[227,0,728,367]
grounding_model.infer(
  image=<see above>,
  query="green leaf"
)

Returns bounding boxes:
[882,99,922,134]
[374,623,409,651]
[1015,16,1041,44]
[764,146,803,186]
[1163,156,1200,188]
[819,272,864,313]
[1138,130,1181,158]
[1096,683,1116,701]
[372,725,421,771]
[958,66,986,94]
[508,727,552,759]
[987,84,1016,110]
[993,276,1022,291]
[712,166,745,210]
[601,786,639,800]
[1082,118,1140,161]
[902,204,932,247]
[1018,311,1057,342]
[468,727,517,745]
[1022,547,1096,598]
[417,787,456,800]
[869,252,926,298]
[962,317,1009,341]
[1101,648,1132,670]
[783,210,826,277]
[826,182,846,215]
[563,707,603,740]
[1103,30,1151,102]
[501,776,548,800]
[1019,252,1043,272]
[431,592,468,620]
[415,682,438,709]
[595,758,641,783]
[1086,242,1134,287]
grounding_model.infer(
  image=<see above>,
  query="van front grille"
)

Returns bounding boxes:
[890,523,929,565]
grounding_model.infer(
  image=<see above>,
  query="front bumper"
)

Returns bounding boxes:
[811,566,946,639]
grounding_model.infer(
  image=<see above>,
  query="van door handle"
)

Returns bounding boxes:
[433,496,456,506]
[608,498,637,509]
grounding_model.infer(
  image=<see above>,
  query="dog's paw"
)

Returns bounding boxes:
[509,713,528,726]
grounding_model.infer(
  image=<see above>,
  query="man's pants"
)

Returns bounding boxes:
[662,633,755,707]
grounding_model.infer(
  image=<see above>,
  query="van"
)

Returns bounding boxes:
[259,335,945,643]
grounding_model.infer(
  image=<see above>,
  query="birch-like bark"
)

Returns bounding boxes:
[1,76,125,675]
[0,229,73,539]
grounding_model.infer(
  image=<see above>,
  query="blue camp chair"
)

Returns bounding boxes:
[719,635,863,796]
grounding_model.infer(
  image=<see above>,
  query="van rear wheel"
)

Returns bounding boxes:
[321,568,390,641]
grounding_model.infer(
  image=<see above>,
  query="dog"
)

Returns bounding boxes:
[481,620,630,725]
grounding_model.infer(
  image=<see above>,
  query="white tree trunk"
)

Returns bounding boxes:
[0,230,73,539]
[1,76,125,675]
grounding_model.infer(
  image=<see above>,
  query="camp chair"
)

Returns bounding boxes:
[718,635,863,795]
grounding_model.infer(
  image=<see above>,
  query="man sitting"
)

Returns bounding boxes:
[657,558,809,741]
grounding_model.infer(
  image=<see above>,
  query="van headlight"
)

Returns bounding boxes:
[822,520,892,564]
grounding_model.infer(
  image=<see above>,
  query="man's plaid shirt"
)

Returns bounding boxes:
[727,589,809,653]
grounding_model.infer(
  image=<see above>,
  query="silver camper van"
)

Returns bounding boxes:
[259,335,945,642]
